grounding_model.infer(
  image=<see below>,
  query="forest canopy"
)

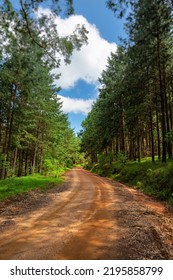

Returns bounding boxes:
[0,0,86,179]
[81,0,173,164]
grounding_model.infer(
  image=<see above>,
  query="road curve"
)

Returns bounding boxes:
[0,168,172,259]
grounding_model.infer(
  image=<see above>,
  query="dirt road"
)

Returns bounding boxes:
[0,168,173,260]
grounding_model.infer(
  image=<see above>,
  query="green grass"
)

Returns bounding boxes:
[91,157,173,204]
[0,173,64,201]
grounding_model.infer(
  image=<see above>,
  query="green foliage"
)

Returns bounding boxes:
[91,163,112,177]
[91,152,115,176]
[43,159,57,176]
[106,0,131,18]
[117,152,127,166]
[98,152,114,165]
[166,130,173,144]
[114,162,145,185]
[0,0,88,66]
[0,173,64,201]
[81,0,173,168]
[144,164,173,202]
[0,3,84,179]
[81,0,173,205]
[92,158,173,204]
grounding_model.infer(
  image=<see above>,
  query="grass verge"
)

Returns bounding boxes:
[0,173,64,201]
[91,158,173,204]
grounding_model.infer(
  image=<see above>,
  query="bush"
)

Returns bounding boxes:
[117,152,127,166]
[90,157,173,204]
[144,164,173,200]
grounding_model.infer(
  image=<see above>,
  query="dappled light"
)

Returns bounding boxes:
[0,169,172,260]
[0,0,173,262]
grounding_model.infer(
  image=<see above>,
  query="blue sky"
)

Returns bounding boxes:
[57,0,126,133]
[73,0,125,42]
[10,0,126,133]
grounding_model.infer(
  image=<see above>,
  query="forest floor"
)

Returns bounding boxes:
[0,168,173,260]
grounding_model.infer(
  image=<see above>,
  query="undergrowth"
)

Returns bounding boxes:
[0,172,65,201]
[91,158,173,204]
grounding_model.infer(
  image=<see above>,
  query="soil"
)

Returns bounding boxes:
[0,168,172,260]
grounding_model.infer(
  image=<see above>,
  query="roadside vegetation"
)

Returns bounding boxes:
[0,168,68,201]
[1,1,173,206]
[89,156,173,205]
[0,0,87,180]
[81,1,173,205]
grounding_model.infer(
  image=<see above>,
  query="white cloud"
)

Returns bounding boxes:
[58,94,94,115]
[56,15,117,89]
[37,8,117,117]
[37,8,117,89]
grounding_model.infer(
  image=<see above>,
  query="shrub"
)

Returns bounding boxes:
[91,157,173,204]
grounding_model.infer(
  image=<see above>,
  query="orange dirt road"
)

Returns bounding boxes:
[0,168,172,260]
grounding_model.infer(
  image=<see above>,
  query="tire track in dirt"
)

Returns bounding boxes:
[0,168,172,259]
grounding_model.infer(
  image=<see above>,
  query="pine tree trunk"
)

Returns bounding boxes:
[13,148,18,175]
[25,149,28,176]
[157,35,167,163]
[168,88,173,130]
[156,102,161,160]
[149,107,155,162]
[18,149,23,177]
[163,68,172,158]
[32,144,37,174]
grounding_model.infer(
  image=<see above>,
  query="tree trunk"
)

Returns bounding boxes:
[13,148,18,175]
[156,101,161,160]
[149,107,155,162]
[157,35,167,163]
